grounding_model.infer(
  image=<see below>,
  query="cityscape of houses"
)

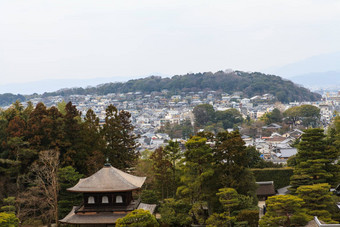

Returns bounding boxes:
[5,89,340,165]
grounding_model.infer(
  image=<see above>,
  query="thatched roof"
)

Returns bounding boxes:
[67,164,146,192]
[256,181,276,196]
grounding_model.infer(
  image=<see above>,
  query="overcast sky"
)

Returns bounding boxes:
[1,0,340,86]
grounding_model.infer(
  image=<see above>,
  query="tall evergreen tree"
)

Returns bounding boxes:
[60,102,88,172]
[193,104,215,127]
[26,102,51,151]
[164,140,182,198]
[177,136,214,204]
[83,109,106,174]
[58,166,83,219]
[290,128,340,193]
[101,104,139,170]
[150,147,172,200]
[214,131,257,197]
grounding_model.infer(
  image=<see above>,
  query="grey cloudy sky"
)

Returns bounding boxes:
[1,0,340,86]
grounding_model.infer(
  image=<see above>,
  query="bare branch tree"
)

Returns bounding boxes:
[18,150,60,226]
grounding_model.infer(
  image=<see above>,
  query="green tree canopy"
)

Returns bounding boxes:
[296,183,337,224]
[0,197,16,214]
[290,128,340,193]
[177,136,214,203]
[217,188,239,215]
[193,104,215,127]
[164,140,182,198]
[262,108,283,124]
[159,198,192,226]
[0,212,19,227]
[101,104,139,170]
[214,131,257,197]
[150,147,172,200]
[259,195,310,227]
[58,166,83,219]
[284,105,320,127]
[116,209,159,227]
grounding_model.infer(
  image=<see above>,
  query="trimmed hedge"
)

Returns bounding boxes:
[251,168,294,189]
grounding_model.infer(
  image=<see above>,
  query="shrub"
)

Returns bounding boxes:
[116,209,159,227]
[236,209,259,227]
[0,212,19,227]
[141,190,159,204]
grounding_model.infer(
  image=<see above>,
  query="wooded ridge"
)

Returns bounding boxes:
[41,71,320,103]
[0,71,321,106]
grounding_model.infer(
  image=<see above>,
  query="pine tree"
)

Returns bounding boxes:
[83,109,106,174]
[290,128,339,193]
[26,102,50,151]
[177,136,214,204]
[216,188,239,226]
[116,209,159,227]
[164,140,182,197]
[214,131,257,197]
[296,183,337,224]
[259,195,310,227]
[58,166,83,219]
[101,104,139,170]
[60,102,88,172]
[150,147,172,200]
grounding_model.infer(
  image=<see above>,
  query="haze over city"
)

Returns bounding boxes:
[1,0,340,93]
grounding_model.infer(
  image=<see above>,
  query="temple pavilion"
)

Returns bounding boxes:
[60,163,156,227]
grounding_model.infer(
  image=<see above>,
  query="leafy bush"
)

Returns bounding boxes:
[141,190,159,204]
[237,209,259,227]
[159,199,192,226]
[206,212,234,227]
[0,212,19,227]
[116,209,159,227]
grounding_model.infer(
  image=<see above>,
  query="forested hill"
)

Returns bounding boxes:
[42,71,321,103]
[0,93,26,106]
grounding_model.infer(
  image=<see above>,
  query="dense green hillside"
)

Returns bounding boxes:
[0,93,26,106]
[42,71,320,103]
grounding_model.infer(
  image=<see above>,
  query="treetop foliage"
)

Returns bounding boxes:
[283,105,321,127]
[0,94,26,107]
[259,194,311,227]
[193,104,243,132]
[290,128,340,193]
[116,209,159,227]
[296,183,336,223]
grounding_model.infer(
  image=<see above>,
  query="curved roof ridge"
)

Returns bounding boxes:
[67,165,146,192]
[107,166,140,189]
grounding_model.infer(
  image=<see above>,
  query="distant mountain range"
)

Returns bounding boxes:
[267,51,340,90]
[290,71,340,90]
[268,51,340,78]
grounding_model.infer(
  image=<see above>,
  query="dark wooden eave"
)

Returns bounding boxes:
[59,206,127,224]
